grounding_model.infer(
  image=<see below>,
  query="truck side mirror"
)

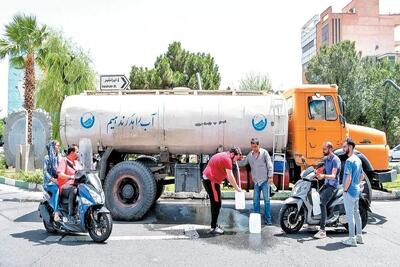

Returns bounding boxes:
[339,115,346,128]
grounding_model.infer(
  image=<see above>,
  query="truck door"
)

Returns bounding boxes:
[305,94,342,159]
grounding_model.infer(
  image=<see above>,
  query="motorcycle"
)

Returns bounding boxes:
[38,170,113,243]
[279,166,370,234]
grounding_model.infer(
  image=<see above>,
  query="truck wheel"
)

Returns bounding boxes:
[104,161,156,220]
[155,180,165,201]
[361,171,372,204]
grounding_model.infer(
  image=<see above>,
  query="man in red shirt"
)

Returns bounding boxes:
[57,144,82,222]
[203,147,242,234]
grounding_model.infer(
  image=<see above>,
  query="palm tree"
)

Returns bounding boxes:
[36,32,96,140]
[0,14,48,144]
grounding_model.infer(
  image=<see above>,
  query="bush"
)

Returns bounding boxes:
[16,171,43,184]
[0,169,43,184]
[0,151,6,170]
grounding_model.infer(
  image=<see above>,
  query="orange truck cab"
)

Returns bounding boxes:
[282,84,396,192]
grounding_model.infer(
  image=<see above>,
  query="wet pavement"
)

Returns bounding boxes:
[144,200,281,251]
[1,198,400,266]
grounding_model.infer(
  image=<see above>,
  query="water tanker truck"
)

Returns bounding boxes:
[60,85,396,220]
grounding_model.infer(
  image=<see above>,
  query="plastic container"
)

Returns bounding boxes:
[270,183,277,192]
[311,188,321,215]
[249,213,262,233]
[235,191,246,210]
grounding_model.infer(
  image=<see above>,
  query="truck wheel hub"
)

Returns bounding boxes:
[122,184,135,199]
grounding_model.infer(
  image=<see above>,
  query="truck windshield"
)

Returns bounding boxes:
[308,95,337,121]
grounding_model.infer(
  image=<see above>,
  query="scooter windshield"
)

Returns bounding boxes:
[87,173,102,192]
[301,166,315,178]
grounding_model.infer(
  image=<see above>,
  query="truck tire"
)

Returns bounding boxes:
[104,161,156,220]
[155,180,165,201]
[361,171,372,204]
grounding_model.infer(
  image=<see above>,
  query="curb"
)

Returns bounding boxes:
[1,175,399,202]
[160,190,292,201]
[371,189,400,201]
[0,176,42,192]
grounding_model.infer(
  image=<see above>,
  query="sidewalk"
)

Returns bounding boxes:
[0,183,43,202]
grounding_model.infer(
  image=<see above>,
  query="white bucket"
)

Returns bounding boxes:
[235,191,245,210]
[249,213,262,233]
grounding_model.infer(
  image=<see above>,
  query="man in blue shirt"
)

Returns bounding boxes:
[342,138,364,246]
[314,141,341,239]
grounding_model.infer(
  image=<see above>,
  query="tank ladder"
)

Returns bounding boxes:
[271,97,286,191]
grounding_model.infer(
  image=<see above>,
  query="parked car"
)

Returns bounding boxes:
[0,136,3,147]
[389,144,400,161]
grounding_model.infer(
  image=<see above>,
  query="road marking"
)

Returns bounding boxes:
[43,234,190,242]
[43,236,63,242]
[108,235,189,241]
[158,224,209,231]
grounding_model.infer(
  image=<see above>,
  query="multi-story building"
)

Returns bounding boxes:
[301,15,320,83]
[7,59,42,115]
[302,0,400,83]
[7,62,24,114]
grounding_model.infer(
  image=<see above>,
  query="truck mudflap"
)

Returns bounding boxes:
[374,169,397,183]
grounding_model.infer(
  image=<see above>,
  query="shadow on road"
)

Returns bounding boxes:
[368,212,388,226]
[316,241,348,251]
[10,230,105,246]
[14,210,41,223]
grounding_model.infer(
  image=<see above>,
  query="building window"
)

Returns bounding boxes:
[302,40,315,53]
[332,18,341,44]
[321,24,329,45]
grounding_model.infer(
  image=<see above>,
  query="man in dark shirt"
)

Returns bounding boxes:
[314,141,341,239]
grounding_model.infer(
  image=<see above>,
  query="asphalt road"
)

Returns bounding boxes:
[0,198,399,267]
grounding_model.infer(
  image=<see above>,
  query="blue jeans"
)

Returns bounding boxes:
[344,193,362,238]
[253,181,272,223]
[45,182,59,212]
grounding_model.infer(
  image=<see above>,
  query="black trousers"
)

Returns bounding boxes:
[202,179,221,229]
[62,184,77,216]
[319,185,336,230]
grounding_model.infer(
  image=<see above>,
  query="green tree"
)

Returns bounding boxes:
[358,58,400,146]
[306,41,400,146]
[0,14,48,144]
[306,41,362,123]
[129,41,221,90]
[239,72,272,92]
[36,32,96,140]
[0,118,4,140]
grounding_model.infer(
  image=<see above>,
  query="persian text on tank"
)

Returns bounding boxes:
[107,112,157,133]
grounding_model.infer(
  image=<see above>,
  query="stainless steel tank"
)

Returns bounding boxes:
[60,90,288,155]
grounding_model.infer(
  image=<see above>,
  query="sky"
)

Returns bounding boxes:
[1,0,400,118]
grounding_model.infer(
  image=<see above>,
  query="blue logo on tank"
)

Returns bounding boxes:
[80,112,95,129]
[252,114,267,131]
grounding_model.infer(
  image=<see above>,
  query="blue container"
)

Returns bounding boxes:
[274,161,285,173]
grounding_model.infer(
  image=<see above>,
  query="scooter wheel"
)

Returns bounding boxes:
[279,204,304,234]
[43,220,57,234]
[88,213,113,243]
